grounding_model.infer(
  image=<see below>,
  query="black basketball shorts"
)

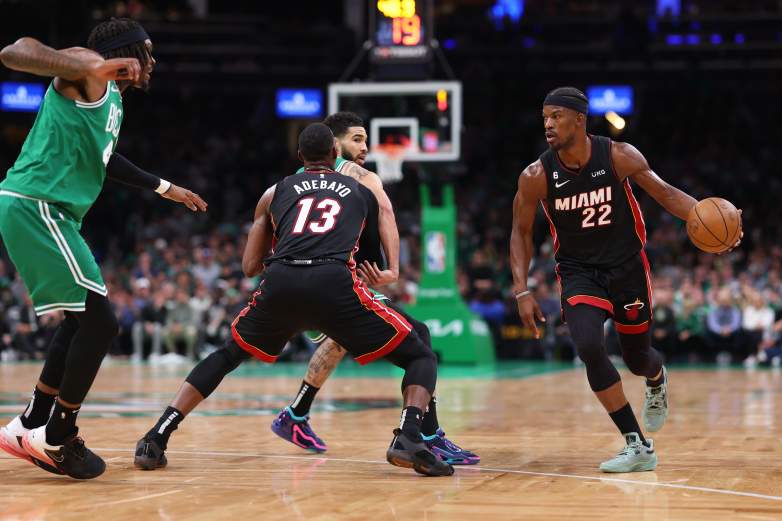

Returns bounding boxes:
[556,251,653,334]
[231,262,412,364]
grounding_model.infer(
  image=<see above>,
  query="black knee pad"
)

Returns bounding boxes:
[186,341,250,398]
[385,332,437,395]
[619,331,661,378]
[56,294,119,404]
[573,340,606,366]
[39,313,80,389]
[564,303,620,392]
[575,339,621,392]
[410,317,432,348]
[80,292,119,344]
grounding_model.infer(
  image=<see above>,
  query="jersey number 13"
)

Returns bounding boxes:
[292,197,342,234]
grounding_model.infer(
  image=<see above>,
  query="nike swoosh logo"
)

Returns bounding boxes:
[46,449,65,463]
[555,180,571,188]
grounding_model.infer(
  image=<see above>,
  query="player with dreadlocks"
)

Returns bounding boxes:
[0,18,207,479]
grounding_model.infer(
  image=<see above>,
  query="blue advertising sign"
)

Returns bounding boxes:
[1,82,44,112]
[586,85,634,115]
[276,89,322,118]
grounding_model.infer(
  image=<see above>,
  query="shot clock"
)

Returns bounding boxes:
[370,0,433,64]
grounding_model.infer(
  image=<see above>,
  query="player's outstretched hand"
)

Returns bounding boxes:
[516,293,546,339]
[89,57,141,82]
[160,184,208,212]
[357,261,397,287]
[718,209,743,255]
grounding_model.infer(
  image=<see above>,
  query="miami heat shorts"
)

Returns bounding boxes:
[230,262,412,364]
[556,251,653,334]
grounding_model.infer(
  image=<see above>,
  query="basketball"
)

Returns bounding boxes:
[686,197,742,253]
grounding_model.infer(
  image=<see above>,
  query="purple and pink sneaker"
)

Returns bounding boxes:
[271,407,327,453]
[423,429,480,465]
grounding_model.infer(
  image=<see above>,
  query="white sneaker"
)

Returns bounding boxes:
[0,416,63,474]
[0,416,33,463]
[642,366,669,432]
[599,433,657,473]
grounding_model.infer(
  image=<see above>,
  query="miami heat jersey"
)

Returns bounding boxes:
[266,167,378,265]
[539,135,646,268]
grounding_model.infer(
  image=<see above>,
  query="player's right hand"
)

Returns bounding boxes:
[516,294,546,339]
[356,261,397,287]
[90,57,141,82]
[160,183,208,212]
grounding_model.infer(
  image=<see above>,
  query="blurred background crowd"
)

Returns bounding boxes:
[1,0,780,364]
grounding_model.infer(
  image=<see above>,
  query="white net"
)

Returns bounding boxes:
[373,145,407,184]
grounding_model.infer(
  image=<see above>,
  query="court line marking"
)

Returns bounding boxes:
[94,448,782,502]
[90,489,182,508]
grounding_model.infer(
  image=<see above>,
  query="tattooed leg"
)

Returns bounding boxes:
[305,338,347,388]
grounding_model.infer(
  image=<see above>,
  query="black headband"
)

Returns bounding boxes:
[543,94,589,114]
[94,27,150,55]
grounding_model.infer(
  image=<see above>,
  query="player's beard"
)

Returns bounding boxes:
[341,149,356,162]
[549,134,573,151]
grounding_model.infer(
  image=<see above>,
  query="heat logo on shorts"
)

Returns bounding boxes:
[623,299,645,321]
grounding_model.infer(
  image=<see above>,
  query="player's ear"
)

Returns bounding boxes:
[330,144,338,160]
[297,150,304,162]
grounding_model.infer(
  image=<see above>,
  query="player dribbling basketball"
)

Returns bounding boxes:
[510,87,742,472]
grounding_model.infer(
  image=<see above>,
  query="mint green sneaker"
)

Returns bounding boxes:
[643,366,668,432]
[599,433,657,473]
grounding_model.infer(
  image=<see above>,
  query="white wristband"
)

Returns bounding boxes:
[155,179,171,194]
[514,290,531,300]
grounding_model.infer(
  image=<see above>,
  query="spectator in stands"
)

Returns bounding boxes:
[705,287,743,364]
[651,287,678,359]
[192,247,221,288]
[676,285,709,362]
[132,283,167,360]
[743,289,774,348]
[163,288,199,359]
[112,288,137,357]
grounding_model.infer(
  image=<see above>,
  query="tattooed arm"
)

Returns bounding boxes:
[342,162,400,281]
[0,38,140,102]
[304,339,348,388]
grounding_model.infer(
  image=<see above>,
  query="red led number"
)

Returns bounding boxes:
[392,15,421,46]
[292,198,342,234]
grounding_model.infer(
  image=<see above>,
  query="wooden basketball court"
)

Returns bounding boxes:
[2,361,781,520]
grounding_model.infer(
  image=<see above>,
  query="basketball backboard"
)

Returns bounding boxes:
[328,81,462,163]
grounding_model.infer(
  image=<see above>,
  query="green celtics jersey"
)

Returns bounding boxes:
[295,156,349,175]
[1,81,124,222]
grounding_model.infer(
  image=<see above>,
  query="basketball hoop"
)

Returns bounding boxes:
[372,144,409,184]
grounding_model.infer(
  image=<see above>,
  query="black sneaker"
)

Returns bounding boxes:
[134,435,168,470]
[386,429,454,477]
[22,426,106,479]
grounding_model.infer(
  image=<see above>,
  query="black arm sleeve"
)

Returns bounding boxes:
[355,184,386,269]
[106,153,161,191]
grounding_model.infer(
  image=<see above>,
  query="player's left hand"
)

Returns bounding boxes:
[160,184,208,212]
[357,261,397,287]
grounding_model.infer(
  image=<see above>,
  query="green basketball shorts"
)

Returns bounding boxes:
[0,190,106,315]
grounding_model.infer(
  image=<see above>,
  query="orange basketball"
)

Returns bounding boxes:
[686,197,742,253]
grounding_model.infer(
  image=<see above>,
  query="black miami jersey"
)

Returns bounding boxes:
[539,135,646,268]
[265,167,379,265]
[231,166,412,365]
